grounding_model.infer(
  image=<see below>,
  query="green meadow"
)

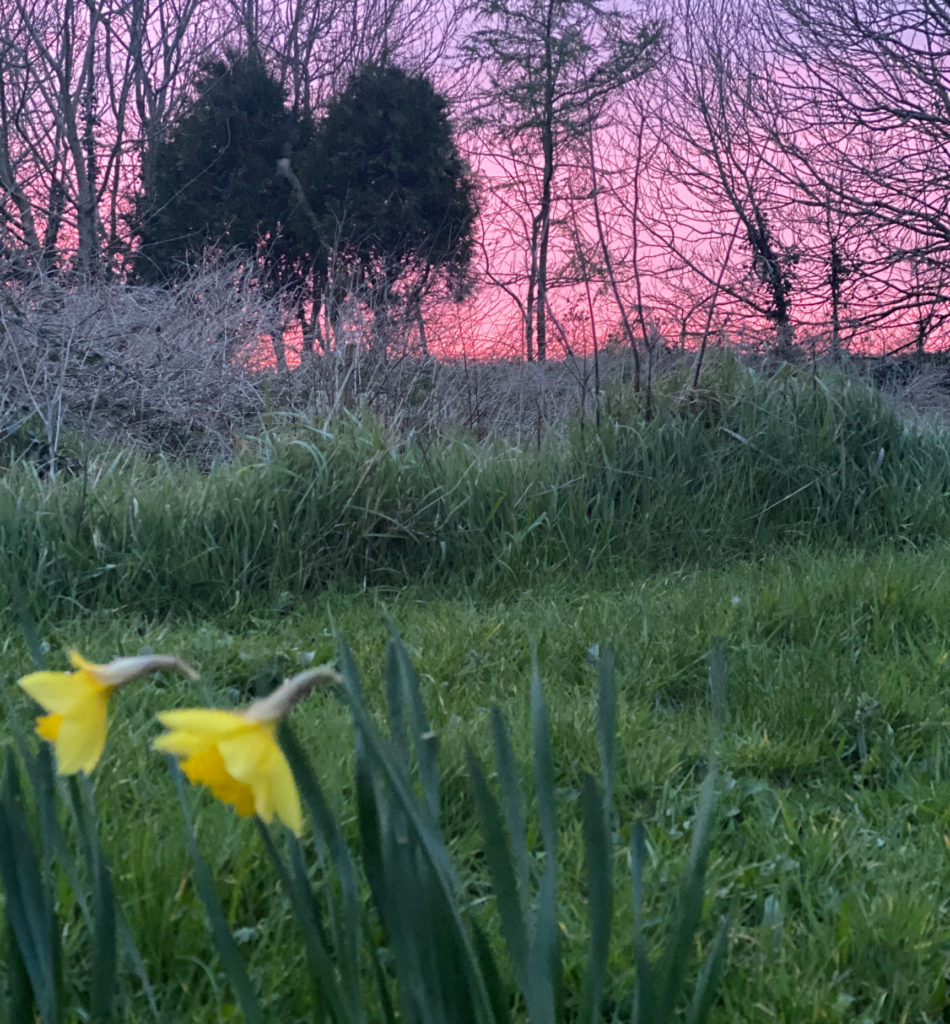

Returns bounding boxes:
[1,356,948,1022]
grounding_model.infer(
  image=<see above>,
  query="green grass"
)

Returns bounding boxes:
[3,356,950,623]
[2,360,949,1021]
[2,542,949,1021]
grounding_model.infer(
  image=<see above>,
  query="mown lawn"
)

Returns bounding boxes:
[2,540,948,1022]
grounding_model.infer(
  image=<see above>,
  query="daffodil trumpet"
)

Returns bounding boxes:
[154,665,340,835]
[18,650,200,776]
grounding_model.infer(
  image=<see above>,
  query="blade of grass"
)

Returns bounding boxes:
[359,734,474,1024]
[707,640,728,742]
[354,735,389,938]
[427,851,480,1024]
[9,556,45,672]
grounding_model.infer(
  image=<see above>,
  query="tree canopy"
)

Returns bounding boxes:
[132,56,478,349]
[302,63,478,314]
[131,52,314,289]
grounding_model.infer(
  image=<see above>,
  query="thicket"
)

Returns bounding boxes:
[2,357,946,623]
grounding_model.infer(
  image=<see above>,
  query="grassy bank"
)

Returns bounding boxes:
[2,357,949,623]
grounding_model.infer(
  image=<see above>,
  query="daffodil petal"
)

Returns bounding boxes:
[35,713,62,743]
[68,650,102,673]
[157,709,249,735]
[52,691,109,774]
[218,725,301,833]
[19,671,100,713]
[260,746,302,835]
[218,726,274,783]
[181,748,256,817]
[157,707,302,833]
[154,729,220,757]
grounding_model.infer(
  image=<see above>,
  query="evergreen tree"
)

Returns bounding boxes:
[131,52,315,289]
[132,56,477,355]
[302,63,478,342]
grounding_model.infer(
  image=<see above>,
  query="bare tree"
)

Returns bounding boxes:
[464,0,661,361]
[631,0,806,356]
[0,0,227,276]
[0,0,465,282]
[759,0,950,351]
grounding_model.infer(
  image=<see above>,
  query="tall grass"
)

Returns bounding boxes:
[1,357,948,621]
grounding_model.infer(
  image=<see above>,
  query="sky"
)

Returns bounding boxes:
[1,0,947,362]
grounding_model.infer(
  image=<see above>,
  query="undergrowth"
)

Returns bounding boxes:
[1,357,946,622]
[0,354,948,1022]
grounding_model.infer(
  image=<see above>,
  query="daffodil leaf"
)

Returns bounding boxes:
[466,745,530,993]
[631,821,655,1024]
[655,764,720,1021]
[66,777,117,1024]
[254,819,356,1023]
[578,773,612,1024]
[0,753,60,1024]
[5,915,33,1023]
[279,721,363,1005]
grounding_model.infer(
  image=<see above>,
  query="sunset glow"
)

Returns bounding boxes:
[0,0,946,361]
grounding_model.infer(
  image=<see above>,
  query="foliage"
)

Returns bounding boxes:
[131,54,477,347]
[465,0,662,360]
[301,62,479,327]
[2,540,950,1020]
[2,360,950,621]
[466,0,662,145]
[0,642,153,1024]
[130,51,316,289]
[2,620,727,1023]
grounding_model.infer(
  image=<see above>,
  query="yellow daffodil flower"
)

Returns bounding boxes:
[154,666,340,835]
[19,650,199,776]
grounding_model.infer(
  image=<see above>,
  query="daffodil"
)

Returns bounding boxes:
[154,666,340,835]
[19,650,199,775]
